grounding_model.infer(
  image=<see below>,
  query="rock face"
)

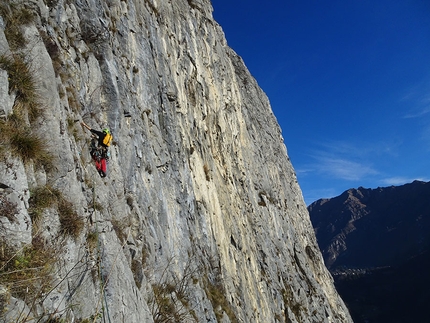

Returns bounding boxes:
[308,180,430,323]
[0,1,351,322]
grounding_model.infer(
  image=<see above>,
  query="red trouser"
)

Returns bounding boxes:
[93,156,107,177]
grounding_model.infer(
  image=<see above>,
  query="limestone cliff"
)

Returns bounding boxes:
[0,0,352,322]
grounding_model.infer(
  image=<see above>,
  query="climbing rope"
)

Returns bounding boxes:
[92,176,112,323]
[88,148,132,323]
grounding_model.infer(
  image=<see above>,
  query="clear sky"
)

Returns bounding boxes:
[211,0,430,205]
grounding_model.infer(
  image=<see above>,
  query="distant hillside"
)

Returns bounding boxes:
[308,180,430,323]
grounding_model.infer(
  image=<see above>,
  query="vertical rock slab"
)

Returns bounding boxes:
[0,0,352,322]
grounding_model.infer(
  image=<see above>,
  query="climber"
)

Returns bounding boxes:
[81,121,113,177]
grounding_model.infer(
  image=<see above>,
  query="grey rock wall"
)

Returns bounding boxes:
[0,0,352,322]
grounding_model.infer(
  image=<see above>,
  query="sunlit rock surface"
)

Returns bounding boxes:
[0,1,352,322]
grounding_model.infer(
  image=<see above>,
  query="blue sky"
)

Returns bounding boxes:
[211,0,430,204]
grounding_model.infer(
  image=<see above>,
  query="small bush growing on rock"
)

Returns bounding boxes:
[149,257,200,323]
[203,275,239,323]
[29,186,60,209]
[10,130,44,161]
[0,236,58,302]
[0,1,35,50]
[29,185,60,228]
[58,199,84,240]
[0,118,53,169]
[0,53,53,169]
[29,186,84,240]
[0,54,40,115]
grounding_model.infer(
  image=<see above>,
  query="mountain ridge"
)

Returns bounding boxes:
[308,180,430,323]
[309,180,430,269]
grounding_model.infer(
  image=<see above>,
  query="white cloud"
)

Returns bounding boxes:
[313,138,400,159]
[303,140,380,182]
[403,106,430,119]
[381,176,430,186]
[314,156,378,181]
[380,177,413,186]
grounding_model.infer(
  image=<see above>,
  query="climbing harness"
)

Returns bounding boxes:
[89,139,109,178]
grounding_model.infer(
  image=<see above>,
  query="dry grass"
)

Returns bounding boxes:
[0,1,35,50]
[0,54,40,113]
[0,3,43,124]
[149,258,199,323]
[29,186,84,240]
[0,52,49,168]
[203,275,239,323]
[0,118,54,170]
[111,217,130,243]
[0,236,58,303]
[0,194,19,223]
[86,230,98,254]
[58,199,84,240]
[10,129,45,162]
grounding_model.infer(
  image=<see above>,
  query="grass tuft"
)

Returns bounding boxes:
[0,194,19,223]
[58,199,84,240]
[0,1,35,50]
[149,257,200,323]
[0,117,53,170]
[0,236,58,302]
[29,186,84,240]
[203,275,239,323]
[0,54,40,109]
[10,130,44,162]
[86,230,98,253]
